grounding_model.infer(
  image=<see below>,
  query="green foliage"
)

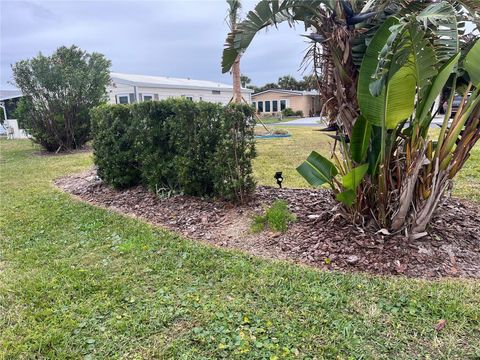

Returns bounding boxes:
[350,115,371,163]
[213,104,257,202]
[282,108,296,116]
[90,105,140,188]
[294,110,304,117]
[12,45,111,151]
[251,200,296,233]
[296,9,480,235]
[296,151,338,188]
[464,39,480,86]
[91,99,256,202]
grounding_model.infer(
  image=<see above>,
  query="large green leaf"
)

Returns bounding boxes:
[417,52,461,127]
[296,151,338,186]
[336,189,356,206]
[465,39,480,86]
[342,164,369,190]
[416,1,459,63]
[350,115,372,163]
[358,17,416,130]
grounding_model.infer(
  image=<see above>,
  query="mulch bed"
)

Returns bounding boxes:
[55,170,480,279]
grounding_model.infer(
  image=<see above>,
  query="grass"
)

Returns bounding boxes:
[258,116,302,124]
[254,126,480,202]
[1,139,479,359]
[251,200,297,233]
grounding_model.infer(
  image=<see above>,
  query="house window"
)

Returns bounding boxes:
[272,100,278,112]
[142,94,153,101]
[186,96,193,101]
[257,101,263,112]
[265,101,271,112]
[212,90,221,95]
[118,95,129,104]
[280,100,287,110]
[252,101,256,110]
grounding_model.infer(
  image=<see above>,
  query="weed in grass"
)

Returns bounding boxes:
[251,200,296,233]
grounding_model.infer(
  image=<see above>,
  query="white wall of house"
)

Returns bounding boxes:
[108,82,252,105]
[3,119,30,139]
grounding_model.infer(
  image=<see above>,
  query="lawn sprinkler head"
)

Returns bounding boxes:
[274,171,283,188]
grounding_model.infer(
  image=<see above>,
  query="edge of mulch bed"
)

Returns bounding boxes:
[54,170,480,280]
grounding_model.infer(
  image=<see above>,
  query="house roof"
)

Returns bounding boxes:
[110,72,254,93]
[0,90,23,101]
[252,89,319,97]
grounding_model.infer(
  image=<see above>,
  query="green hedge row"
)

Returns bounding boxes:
[91,99,256,202]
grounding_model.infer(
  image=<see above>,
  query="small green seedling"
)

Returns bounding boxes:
[251,200,296,233]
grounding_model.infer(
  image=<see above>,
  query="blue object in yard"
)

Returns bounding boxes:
[255,133,291,139]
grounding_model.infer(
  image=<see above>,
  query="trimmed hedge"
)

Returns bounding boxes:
[91,99,256,202]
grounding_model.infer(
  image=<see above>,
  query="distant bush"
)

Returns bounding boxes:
[294,110,304,117]
[282,108,295,116]
[251,200,296,233]
[91,99,256,202]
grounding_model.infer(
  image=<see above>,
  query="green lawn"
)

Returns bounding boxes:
[258,116,302,124]
[1,139,479,359]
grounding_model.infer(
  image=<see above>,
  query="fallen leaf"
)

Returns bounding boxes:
[435,319,446,332]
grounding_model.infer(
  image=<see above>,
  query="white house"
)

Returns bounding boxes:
[0,90,29,139]
[108,72,253,105]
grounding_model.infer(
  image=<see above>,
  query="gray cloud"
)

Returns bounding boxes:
[0,0,309,90]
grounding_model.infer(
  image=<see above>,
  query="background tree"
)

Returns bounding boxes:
[240,74,251,88]
[278,75,299,89]
[12,45,111,152]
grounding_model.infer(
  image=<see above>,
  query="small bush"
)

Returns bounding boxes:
[294,110,304,117]
[251,200,296,233]
[282,107,295,116]
[92,99,256,202]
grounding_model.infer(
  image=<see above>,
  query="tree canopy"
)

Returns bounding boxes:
[12,45,111,152]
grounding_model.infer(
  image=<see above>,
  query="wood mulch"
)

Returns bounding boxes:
[55,170,480,279]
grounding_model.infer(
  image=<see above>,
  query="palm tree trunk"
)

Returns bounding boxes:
[232,55,242,103]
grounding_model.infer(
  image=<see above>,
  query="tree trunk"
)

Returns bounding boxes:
[232,55,242,103]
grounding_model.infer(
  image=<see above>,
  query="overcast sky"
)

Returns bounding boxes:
[0,0,311,90]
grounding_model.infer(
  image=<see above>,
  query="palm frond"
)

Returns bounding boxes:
[222,0,329,73]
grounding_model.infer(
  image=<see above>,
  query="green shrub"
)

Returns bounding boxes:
[12,45,111,152]
[91,99,256,202]
[251,200,296,233]
[213,104,256,202]
[282,107,295,116]
[294,110,304,117]
[91,105,140,188]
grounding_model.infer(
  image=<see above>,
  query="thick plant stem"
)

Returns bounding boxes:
[411,159,449,235]
[391,142,426,231]
[435,74,457,159]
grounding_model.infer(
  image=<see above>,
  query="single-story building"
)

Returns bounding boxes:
[108,72,253,105]
[0,90,29,139]
[251,89,321,117]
